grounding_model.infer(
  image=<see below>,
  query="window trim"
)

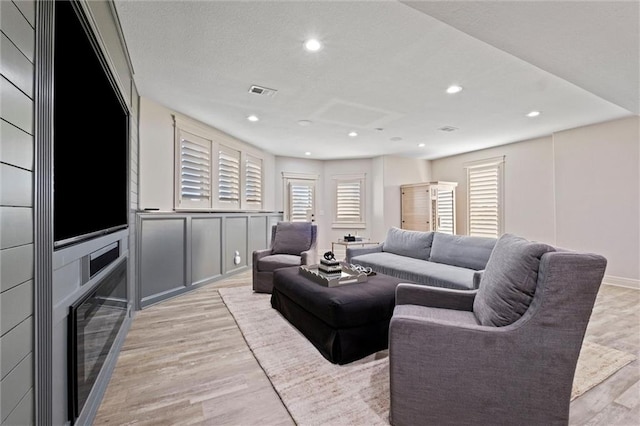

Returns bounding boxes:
[464,156,504,238]
[282,172,317,222]
[332,173,366,229]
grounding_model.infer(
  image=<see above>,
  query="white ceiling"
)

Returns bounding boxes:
[114,0,638,160]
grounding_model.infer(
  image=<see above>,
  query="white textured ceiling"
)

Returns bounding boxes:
[114,0,638,160]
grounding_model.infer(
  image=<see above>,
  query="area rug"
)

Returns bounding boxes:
[218,286,636,425]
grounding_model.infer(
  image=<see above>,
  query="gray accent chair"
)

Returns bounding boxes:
[389,233,607,426]
[252,222,317,293]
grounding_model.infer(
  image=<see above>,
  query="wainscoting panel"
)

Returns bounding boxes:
[0,77,33,134]
[0,353,32,423]
[139,217,187,301]
[137,212,282,308]
[224,216,248,273]
[0,163,32,207]
[0,280,33,335]
[191,217,222,285]
[0,317,32,379]
[0,207,33,249]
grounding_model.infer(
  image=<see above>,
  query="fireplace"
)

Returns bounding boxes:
[68,258,128,423]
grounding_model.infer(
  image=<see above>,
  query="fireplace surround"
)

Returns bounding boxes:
[68,257,128,424]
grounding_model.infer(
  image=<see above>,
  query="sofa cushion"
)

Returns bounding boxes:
[382,227,434,261]
[272,222,312,255]
[351,252,476,290]
[429,233,496,271]
[258,254,302,272]
[473,233,555,327]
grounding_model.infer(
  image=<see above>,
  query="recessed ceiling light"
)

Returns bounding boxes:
[298,120,312,126]
[418,143,426,148]
[446,85,463,94]
[348,131,358,137]
[304,151,311,156]
[304,39,322,52]
[526,111,541,117]
[247,115,259,122]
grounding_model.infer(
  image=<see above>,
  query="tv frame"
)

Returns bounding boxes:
[53,0,130,250]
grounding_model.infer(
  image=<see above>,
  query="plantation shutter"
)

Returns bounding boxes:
[289,181,315,222]
[177,130,211,209]
[467,161,502,238]
[436,189,454,234]
[218,145,240,208]
[336,180,362,223]
[245,155,262,207]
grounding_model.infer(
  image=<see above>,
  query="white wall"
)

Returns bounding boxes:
[553,116,639,282]
[138,96,276,211]
[431,135,556,244]
[431,116,639,284]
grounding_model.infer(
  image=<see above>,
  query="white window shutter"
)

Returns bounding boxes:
[289,182,315,222]
[177,130,212,209]
[336,180,362,223]
[436,189,455,234]
[467,162,502,238]
[245,155,263,207]
[218,145,240,208]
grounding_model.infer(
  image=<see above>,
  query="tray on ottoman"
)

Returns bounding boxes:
[299,264,368,287]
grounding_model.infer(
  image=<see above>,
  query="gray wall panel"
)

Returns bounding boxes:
[0,317,32,379]
[0,280,33,335]
[0,244,33,292]
[0,1,34,60]
[0,164,32,207]
[224,217,248,273]
[13,0,36,28]
[248,216,268,264]
[1,76,33,134]
[0,207,33,249]
[140,218,186,298]
[3,388,33,426]
[0,120,33,170]
[191,217,222,285]
[0,353,32,423]
[1,33,34,97]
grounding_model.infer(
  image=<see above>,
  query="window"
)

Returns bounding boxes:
[282,172,317,222]
[218,145,241,208]
[245,154,263,207]
[465,157,504,238]
[176,129,212,210]
[174,115,264,211]
[333,174,365,228]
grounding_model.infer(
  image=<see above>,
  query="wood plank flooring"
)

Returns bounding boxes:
[94,270,640,425]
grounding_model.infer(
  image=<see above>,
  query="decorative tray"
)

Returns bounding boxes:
[299,264,368,287]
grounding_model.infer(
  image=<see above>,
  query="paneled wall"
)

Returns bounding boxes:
[137,212,281,308]
[0,1,35,424]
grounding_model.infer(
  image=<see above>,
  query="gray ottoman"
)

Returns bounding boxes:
[271,266,411,364]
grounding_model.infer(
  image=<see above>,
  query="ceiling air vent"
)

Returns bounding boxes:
[249,85,278,97]
[438,126,458,132]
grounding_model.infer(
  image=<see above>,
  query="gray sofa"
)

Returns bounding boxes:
[346,227,496,290]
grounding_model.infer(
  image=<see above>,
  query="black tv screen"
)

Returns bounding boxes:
[54,0,128,248]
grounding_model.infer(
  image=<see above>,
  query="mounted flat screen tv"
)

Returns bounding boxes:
[54,0,128,249]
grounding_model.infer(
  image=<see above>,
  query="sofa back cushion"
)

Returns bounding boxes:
[473,233,555,327]
[429,233,496,270]
[271,222,313,255]
[382,227,433,260]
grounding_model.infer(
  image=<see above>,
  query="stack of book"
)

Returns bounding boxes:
[318,258,342,276]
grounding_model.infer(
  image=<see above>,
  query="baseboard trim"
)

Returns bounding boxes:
[603,275,640,290]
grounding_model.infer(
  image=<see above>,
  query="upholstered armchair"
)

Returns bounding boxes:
[388,233,607,426]
[252,222,317,293]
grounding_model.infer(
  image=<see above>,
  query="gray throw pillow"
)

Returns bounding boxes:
[382,227,433,260]
[271,222,313,255]
[473,233,555,327]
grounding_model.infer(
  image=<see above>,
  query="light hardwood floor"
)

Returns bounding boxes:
[94,270,639,425]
